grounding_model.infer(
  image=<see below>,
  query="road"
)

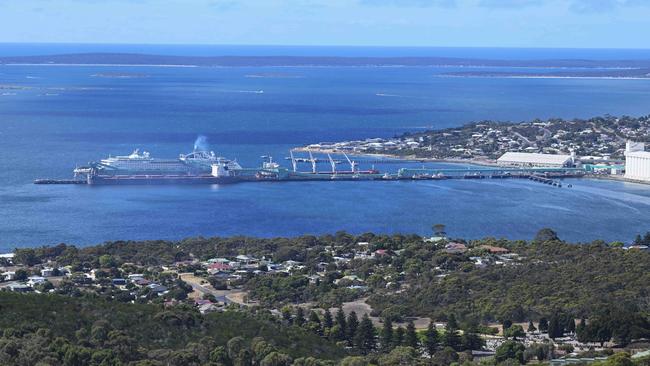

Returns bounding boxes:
[178,273,248,305]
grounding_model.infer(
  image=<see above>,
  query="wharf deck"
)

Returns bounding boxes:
[34,166,588,185]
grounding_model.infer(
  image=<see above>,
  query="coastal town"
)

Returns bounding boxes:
[302,115,650,163]
[3,229,650,365]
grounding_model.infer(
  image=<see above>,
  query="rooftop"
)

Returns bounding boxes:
[626,150,650,158]
[497,152,572,165]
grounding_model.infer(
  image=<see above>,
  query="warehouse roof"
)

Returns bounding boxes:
[497,152,572,166]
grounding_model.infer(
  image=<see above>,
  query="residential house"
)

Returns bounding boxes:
[27,276,46,287]
[207,262,233,274]
[9,283,33,293]
[445,242,468,254]
[128,274,145,282]
[479,245,510,254]
[198,303,219,314]
[2,271,16,281]
[147,284,168,295]
[112,278,127,286]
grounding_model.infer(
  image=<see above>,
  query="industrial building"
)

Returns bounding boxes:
[497,151,575,167]
[624,141,650,182]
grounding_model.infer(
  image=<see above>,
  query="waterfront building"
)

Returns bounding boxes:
[497,151,574,167]
[624,141,650,182]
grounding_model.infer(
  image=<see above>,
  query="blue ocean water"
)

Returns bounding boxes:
[1,45,650,251]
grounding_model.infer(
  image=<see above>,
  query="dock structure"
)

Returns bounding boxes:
[396,166,585,179]
[35,151,588,186]
[34,179,87,185]
[34,166,585,185]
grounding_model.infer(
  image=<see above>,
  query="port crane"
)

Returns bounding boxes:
[327,154,336,174]
[343,153,358,173]
[308,151,317,173]
[289,150,297,172]
[287,150,363,175]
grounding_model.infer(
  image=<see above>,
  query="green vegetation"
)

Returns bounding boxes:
[367,234,650,323]
[0,292,345,365]
[7,229,650,365]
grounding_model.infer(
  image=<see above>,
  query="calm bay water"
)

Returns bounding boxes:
[1,45,650,250]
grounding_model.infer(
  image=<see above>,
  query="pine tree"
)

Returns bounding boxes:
[443,314,461,351]
[381,317,394,352]
[323,309,333,333]
[446,314,459,330]
[567,318,576,334]
[309,311,321,325]
[308,311,322,335]
[527,320,537,333]
[424,321,438,357]
[642,231,650,245]
[354,314,376,354]
[576,318,587,342]
[324,307,346,342]
[394,327,405,348]
[346,311,359,347]
[461,327,484,351]
[295,307,305,327]
[405,321,418,349]
[538,317,549,333]
[548,315,564,339]
[502,319,513,330]
[330,324,345,342]
[335,307,347,339]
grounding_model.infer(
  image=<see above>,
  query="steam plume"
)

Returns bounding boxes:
[193,135,209,152]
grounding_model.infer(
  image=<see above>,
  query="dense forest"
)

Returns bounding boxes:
[367,237,650,322]
[0,292,345,365]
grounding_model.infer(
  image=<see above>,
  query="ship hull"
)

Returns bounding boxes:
[87,174,241,185]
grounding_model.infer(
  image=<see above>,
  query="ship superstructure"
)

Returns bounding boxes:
[83,149,242,176]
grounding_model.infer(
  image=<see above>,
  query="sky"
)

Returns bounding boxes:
[0,0,649,48]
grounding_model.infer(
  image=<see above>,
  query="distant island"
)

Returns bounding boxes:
[2,52,650,73]
[90,72,149,78]
[442,69,650,79]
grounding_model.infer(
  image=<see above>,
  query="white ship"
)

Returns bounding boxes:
[82,149,242,176]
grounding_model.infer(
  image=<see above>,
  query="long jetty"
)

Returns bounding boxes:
[34,166,586,186]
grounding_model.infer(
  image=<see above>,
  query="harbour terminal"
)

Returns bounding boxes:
[33,140,650,186]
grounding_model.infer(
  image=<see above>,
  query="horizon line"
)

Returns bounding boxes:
[1,42,650,51]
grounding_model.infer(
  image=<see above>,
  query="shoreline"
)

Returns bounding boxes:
[294,147,650,186]
[437,74,650,80]
[293,147,502,167]
[1,63,199,68]
[1,63,648,75]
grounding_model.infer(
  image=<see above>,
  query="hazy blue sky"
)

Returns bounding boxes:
[1,0,649,48]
